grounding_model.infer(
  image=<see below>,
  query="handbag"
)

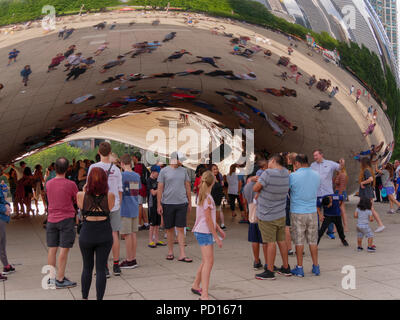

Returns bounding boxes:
[381,187,387,198]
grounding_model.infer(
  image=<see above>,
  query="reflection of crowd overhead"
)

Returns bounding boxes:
[0,13,387,173]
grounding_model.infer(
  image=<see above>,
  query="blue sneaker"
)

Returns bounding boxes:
[291,265,304,277]
[312,264,320,276]
[327,233,335,239]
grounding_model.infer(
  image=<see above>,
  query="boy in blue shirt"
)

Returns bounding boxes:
[317,195,348,246]
[119,154,141,269]
[8,49,20,65]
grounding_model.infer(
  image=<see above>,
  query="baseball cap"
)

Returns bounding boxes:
[151,165,161,173]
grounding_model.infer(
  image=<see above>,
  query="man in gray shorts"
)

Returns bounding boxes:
[88,142,123,276]
[157,151,193,262]
[46,157,78,289]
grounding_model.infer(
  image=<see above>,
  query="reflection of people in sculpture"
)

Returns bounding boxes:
[99,55,125,73]
[224,88,257,101]
[313,101,332,111]
[97,73,126,84]
[277,56,290,66]
[264,49,272,59]
[163,49,192,62]
[351,142,384,162]
[306,75,317,89]
[65,94,95,104]
[163,32,176,42]
[274,72,288,81]
[363,122,376,137]
[175,69,204,76]
[272,113,298,131]
[187,56,221,68]
[257,87,297,97]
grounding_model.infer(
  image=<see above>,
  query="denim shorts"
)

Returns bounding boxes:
[194,232,215,246]
[385,187,395,195]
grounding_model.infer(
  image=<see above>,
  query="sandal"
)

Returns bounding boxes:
[191,288,202,296]
[166,254,174,261]
[178,257,193,263]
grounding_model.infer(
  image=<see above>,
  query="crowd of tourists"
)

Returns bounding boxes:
[1,143,399,299]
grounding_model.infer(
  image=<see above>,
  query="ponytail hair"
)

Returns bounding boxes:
[198,170,215,207]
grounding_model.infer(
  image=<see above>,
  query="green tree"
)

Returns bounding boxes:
[20,143,83,170]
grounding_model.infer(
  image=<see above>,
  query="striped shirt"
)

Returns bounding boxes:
[256,168,289,222]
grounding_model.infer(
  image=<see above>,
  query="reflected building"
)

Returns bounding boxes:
[370,0,399,68]
[263,0,399,83]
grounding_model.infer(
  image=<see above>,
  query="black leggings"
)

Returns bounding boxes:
[318,215,345,244]
[228,194,243,212]
[79,219,113,300]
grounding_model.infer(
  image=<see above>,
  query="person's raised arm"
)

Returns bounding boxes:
[253,182,263,193]
[338,159,345,171]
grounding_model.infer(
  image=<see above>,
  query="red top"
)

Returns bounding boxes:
[194,177,202,194]
[46,178,78,223]
[51,56,65,65]
[133,163,147,197]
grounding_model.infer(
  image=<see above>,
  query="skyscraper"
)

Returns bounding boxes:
[370,0,399,66]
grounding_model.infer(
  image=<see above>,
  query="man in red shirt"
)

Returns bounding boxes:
[132,152,150,230]
[46,157,78,289]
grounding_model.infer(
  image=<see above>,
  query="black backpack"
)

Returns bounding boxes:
[137,163,150,186]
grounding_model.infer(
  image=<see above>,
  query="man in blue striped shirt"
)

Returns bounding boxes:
[253,154,291,280]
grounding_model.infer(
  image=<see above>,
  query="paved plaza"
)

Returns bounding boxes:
[1,196,400,300]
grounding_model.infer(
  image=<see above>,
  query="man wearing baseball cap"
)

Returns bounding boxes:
[157,151,192,262]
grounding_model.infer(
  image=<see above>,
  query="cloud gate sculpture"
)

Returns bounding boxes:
[0,10,394,191]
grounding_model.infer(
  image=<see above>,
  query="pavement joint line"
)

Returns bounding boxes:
[89,40,106,45]
[119,275,147,301]
[81,34,107,39]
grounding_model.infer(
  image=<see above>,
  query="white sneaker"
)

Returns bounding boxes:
[375,226,385,233]
[387,209,395,214]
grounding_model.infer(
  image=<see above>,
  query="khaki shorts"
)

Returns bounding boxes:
[120,217,138,235]
[290,213,318,245]
[258,217,286,243]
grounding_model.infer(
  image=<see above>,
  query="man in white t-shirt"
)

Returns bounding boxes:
[311,149,345,238]
[87,142,123,277]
